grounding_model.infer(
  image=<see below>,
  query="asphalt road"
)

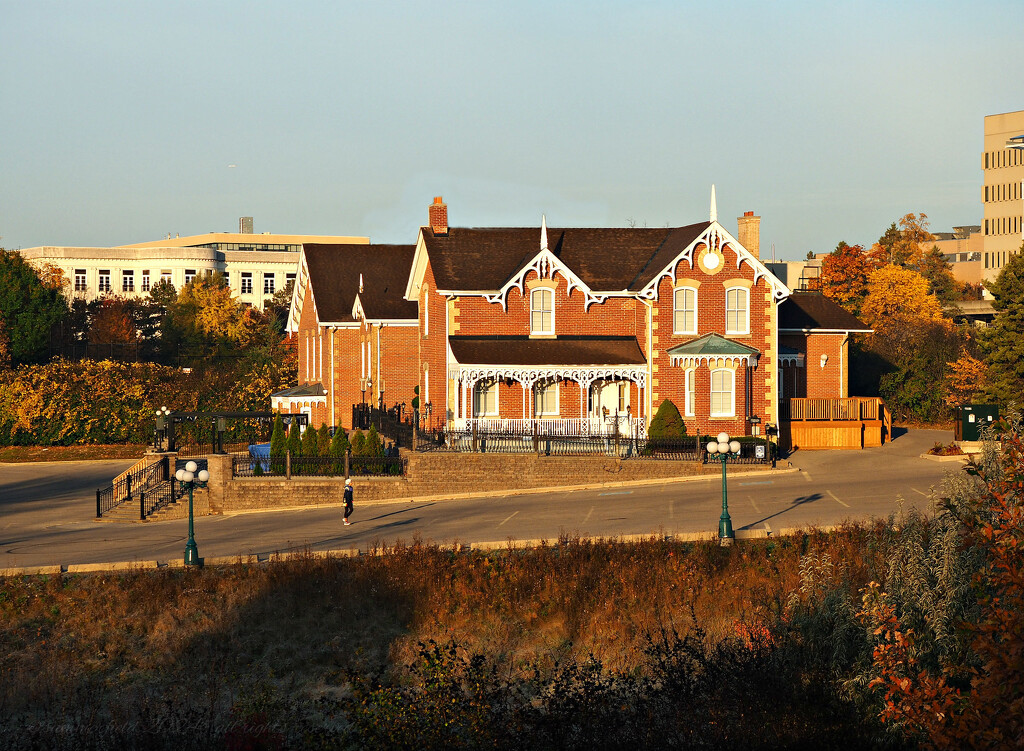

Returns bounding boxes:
[0,429,964,569]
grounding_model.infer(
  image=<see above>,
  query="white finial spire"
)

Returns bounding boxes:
[540,214,548,252]
[710,184,717,223]
[358,273,364,293]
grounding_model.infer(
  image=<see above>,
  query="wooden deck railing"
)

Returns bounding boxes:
[781,397,886,422]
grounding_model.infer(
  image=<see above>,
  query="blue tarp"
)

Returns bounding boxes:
[248,442,271,472]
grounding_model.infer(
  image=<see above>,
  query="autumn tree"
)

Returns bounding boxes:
[861,264,945,338]
[0,249,69,365]
[979,246,1024,405]
[88,297,137,347]
[816,242,880,315]
[34,262,68,292]
[942,353,988,408]
[874,213,933,268]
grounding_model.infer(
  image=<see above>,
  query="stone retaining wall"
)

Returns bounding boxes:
[204,452,743,513]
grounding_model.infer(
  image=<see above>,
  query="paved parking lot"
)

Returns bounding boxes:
[0,428,965,569]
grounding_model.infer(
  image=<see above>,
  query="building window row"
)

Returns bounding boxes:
[122,270,134,292]
[986,149,1023,169]
[985,216,1022,236]
[985,182,1022,202]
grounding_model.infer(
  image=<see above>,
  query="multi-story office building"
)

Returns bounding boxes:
[17,218,368,309]
[982,110,1024,276]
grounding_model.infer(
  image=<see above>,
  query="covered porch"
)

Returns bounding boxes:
[446,335,649,438]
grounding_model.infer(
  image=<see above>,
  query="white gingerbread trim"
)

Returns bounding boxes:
[669,352,760,368]
[448,363,647,391]
[640,222,791,303]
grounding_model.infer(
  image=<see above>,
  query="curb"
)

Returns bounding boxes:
[0,527,836,578]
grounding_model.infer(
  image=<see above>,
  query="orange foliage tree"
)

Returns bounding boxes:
[942,354,987,408]
[816,242,882,315]
[861,421,1024,748]
[861,264,946,338]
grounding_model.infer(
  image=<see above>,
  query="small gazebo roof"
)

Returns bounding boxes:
[666,333,760,366]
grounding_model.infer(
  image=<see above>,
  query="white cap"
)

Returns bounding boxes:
[345,478,352,485]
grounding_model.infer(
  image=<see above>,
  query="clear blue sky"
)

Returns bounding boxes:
[2,1,1021,260]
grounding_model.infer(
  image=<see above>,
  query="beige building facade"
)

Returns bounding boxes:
[17,221,368,309]
[982,109,1024,276]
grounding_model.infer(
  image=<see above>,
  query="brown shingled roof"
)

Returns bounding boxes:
[422,223,710,293]
[449,335,646,366]
[779,292,872,332]
[304,243,418,322]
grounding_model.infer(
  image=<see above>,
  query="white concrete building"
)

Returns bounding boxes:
[17,221,368,309]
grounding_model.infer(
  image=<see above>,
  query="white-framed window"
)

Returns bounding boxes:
[530,287,554,335]
[74,269,87,292]
[424,286,429,337]
[534,380,558,416]
[98,269,111,293]
[160,270,172,284]
[122,270,134,292]
[725,287,749,335]
[264,274,275,295]
[141,270,150,292]
[673,287,697,334]
[710,368,735,418]
[241,272,253,294]
[618,382,629,413]
[473,379,498,417]
[222,271,230,288]
[184,268,197,286]
[685,368,696,417]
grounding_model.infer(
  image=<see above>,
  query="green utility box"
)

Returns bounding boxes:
[956,404,999,442]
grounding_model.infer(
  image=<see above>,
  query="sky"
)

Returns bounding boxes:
[1,1,1022,260]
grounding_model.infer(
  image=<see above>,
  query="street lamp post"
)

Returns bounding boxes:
[706,431,741,546]
[175,460,209,567]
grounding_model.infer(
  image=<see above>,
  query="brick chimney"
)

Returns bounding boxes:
[429,196,448,236]
[737,211,761,260]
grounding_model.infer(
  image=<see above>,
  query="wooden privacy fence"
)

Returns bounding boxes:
[780,397,891,450]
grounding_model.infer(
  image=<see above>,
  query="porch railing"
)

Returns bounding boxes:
[782,397,886,422]
[450,416,646,437]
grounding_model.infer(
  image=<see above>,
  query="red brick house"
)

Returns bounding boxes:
[283,195,870,441]
[277,243,419,428]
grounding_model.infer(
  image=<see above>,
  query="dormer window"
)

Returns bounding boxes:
[530,287,554,336]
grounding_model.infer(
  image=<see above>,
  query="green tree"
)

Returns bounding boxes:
[302,422,319,458]
[917,244,959,307]
[350,429,366,455]
[648,399,686,440]
[317,423,331,456]
[979,246,1024,405]
[329,426,350,474]
[269,414,285,475]
[0,249,69,365]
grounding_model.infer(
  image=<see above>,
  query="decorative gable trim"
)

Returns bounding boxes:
[404,229,430,302]
[351,293,366,322]
[483,246,610,311]
[639,222,790,303]
[286,250,312,334]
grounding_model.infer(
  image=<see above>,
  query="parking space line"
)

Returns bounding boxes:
[749,495,762,513]
[827,490,849,508]
[583,506,594,523]
[801,471,812,482]
[910,487,928,497]
[498,511,519,527]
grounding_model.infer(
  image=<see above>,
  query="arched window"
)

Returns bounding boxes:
[531,287,554,335]
[673,287,697,335]
[710,368,735,418]
[725,287,749,335]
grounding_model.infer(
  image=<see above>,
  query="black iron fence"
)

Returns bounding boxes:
[232,450,407,478]
[412,429,773,463]
[96,455,171,519]
[353,404,414,447]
